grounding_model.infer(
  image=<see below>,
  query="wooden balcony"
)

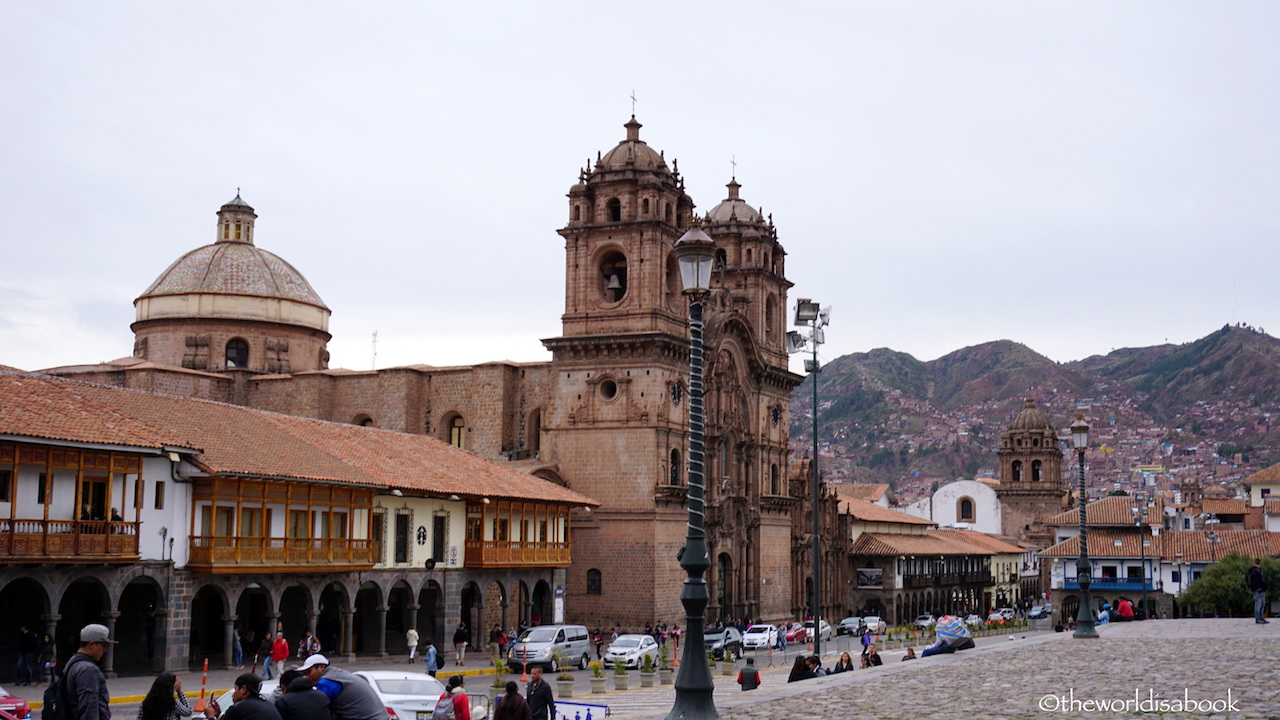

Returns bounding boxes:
[464,540,571,568]
[0,519,140,563]
[188,536,379,574]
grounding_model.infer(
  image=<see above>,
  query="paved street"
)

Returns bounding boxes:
[9,619,1277,720]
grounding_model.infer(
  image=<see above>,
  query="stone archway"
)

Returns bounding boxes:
[387,580,414,657]
[188,584,228,668]
[416,581,444,650]
[280,583,313,647]
[0,577,50,679]
[354,582,382,656]
[531,580,551,626]
[117,576,164,675]
[235,584,272,663]
[317,583,347,655]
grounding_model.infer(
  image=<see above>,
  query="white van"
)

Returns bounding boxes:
[507,624,592,671]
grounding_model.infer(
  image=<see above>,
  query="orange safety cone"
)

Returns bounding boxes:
[520,661,529,683]
[192,658,209,713]
[672,636,680,667]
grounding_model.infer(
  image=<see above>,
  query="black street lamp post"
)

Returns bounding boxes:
[1071,415,1099,639]
[1131,501,1149,618]
[788,299,829,657]
[667,220,718,720]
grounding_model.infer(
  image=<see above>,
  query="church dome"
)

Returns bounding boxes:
[1007,398,1055,433]
[705,178,762,224]
[597,116,669,173]
[139,243,327,309]
[134,195,329,333]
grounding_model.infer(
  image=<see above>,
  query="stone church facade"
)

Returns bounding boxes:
[50,116,816,628]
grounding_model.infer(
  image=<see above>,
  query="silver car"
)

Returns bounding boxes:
[603,634,659,669]
[353,671,489,720]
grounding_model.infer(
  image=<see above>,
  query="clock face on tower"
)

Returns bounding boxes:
[671,381,684,405]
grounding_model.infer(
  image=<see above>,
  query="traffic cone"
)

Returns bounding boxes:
[192,658,209,713]
[520,661,529,682]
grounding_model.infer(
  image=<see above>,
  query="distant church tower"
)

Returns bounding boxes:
[132,195,332,382]
[995,399,1067,546]
[542,118,801,626]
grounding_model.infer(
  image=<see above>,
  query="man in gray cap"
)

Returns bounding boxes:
[298,654,383,720]
[62,624,116,720]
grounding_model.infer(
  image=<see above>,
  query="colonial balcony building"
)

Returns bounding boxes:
[0,369,596,675]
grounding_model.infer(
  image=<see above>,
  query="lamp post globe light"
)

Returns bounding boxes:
[1070,415,1099,639]
[786,298,829,658]
[667,219,718,720]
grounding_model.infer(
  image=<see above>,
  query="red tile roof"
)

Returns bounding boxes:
[1243,461,1280,487]
[841,497,934,526]
[1041,528,1280,561]
[1265,498,1280,515]
[851,528,1021,557]
[834,483,889,505]
[0,370,598,506]
[1044,494,1165,527]
[1201,498,1248,515]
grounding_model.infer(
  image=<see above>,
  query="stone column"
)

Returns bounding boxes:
[375,605,389,658]
[342,610,356,663]
[152,608,170,673]
[222,614,238,669]
[100,610,121,678]
[307,609,319,638]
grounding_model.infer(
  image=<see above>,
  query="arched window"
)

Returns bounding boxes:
[1031,460,1043,482]
[607,198,621,222]
[770,463,780,495]
[352,415,375,427]
[665,203,673,222]
[586,569,602,595]
[1011,460,1023,483]
[573,205,581,221]
[599,250,627,302]
[448,416,466,449]
[958,497,976,522]
[670,449,682,485]
[642,198,650,215]
[225,339,249,369]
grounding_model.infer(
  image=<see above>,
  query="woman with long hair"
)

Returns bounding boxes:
[137,672,192,720]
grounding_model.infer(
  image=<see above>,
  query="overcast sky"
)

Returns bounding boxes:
[3,2,1277,377]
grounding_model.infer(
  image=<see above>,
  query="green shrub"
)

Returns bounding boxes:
[641,653,655,672]
[590,661,604,678]
[613,657,627,675]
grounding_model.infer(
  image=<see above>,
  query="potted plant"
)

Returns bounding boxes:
[553,651,575,699]
[639,652,656,688]
[612,657,629,690]
[657,643,674,685]
[589,661,606,694]
[491,659,508,689]
[719,649,735,676]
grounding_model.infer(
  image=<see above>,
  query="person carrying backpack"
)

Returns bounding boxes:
[47,624,116,720]
[433,675,469,720]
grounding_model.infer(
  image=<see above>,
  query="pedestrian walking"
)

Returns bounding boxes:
[452,623,470,666]
[1247,557,1269,624]
[37,633,55,687]
[422,639,439,677]
[437,676,470,720]
[264,631,289,680]
[406,626,420,662]
[16,624,37,686]
[524,667,553,720]
[61,623,116,720]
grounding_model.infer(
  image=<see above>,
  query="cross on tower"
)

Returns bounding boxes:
[630,90,637,116]
[731,156,737,179]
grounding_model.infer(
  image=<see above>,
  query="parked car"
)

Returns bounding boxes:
[836,616,866,636]
[861,616,887,635]
[914,613,935,628]
[0,687,32,720]
[508,624,592,671]
[803,619,834,642]
[781,622,807,642]
[963,614,984,627]
[1027,605,1050,619]
[352,671,493,720]
[603,634,659,669]
[704,627,743,659]
[742,624,779,649]
[988,608,1016,622]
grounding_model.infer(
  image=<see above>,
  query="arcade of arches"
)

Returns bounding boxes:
[0,566,559,676]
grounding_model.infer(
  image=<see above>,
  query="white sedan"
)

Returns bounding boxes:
[353,671,489,720]
[804,619,834,642]
[741,624,779,649]
[602,634,659,669]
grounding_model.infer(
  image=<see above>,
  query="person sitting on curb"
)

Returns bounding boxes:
[860,644,883,668]
[736,657,761,690]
